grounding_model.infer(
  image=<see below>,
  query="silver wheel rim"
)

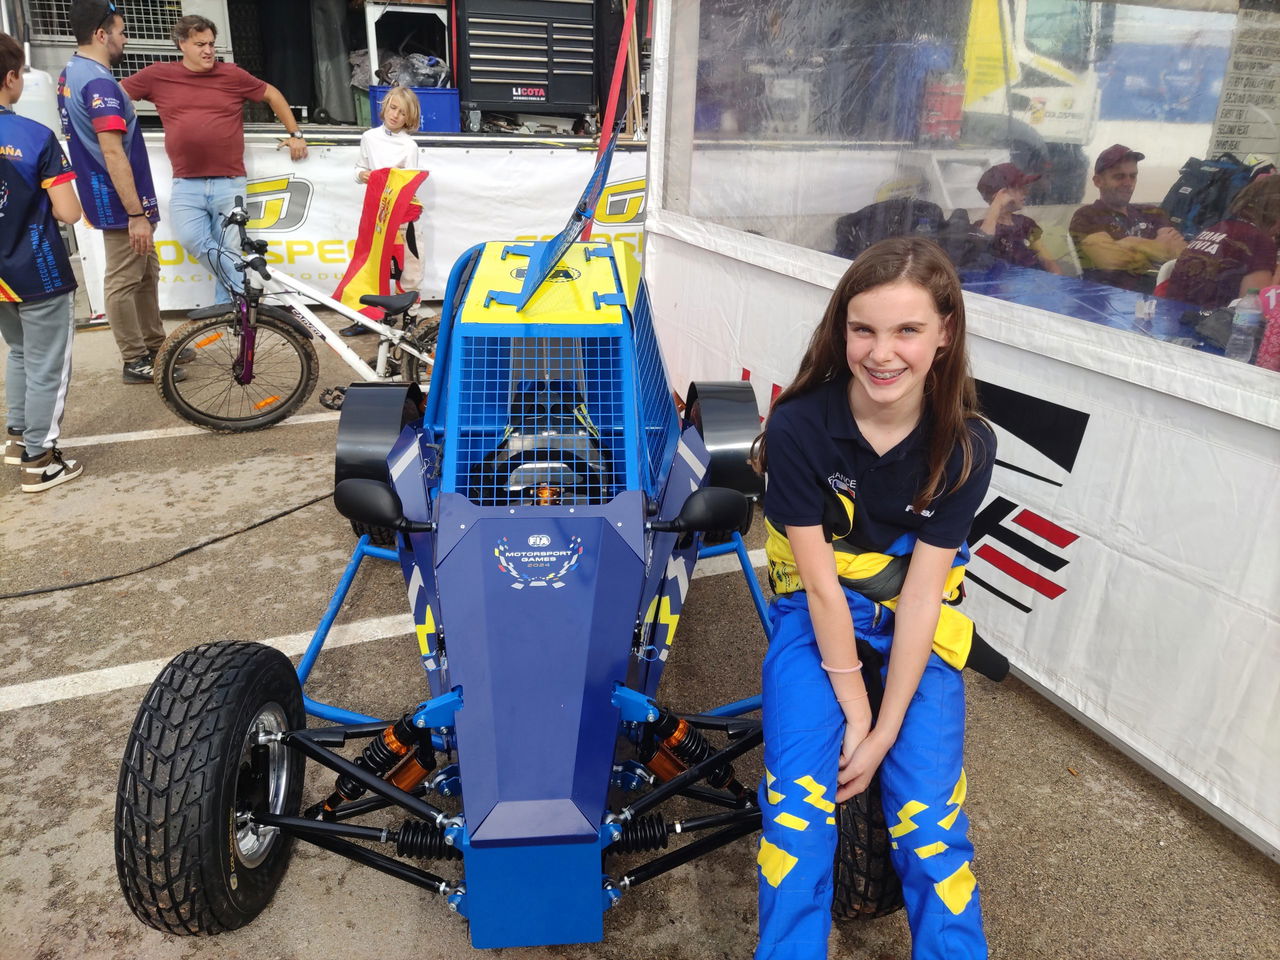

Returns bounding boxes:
[233,701,291,868]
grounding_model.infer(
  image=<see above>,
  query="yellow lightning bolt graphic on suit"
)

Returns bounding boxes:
[765,768,785,805]
[938,769,967,830]
[757,838,798,888]
[793,775,836,813]
[889,800,929,838]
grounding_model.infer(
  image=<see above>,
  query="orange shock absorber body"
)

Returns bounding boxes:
[321,715,419,817]
[640,710,747,800]
[387,740,438,792]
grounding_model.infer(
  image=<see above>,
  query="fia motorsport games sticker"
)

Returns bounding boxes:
[495,534,584,589]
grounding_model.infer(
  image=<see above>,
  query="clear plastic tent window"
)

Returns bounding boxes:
[663,0,1243,274]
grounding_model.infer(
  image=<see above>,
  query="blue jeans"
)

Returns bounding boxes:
[170,176,245,305]
[757,589,987,960]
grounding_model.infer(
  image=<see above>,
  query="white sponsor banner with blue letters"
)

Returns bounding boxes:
[75,135,647,315]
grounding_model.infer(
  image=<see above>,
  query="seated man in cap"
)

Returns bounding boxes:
[973,162,1062,273]
[1069,143,1186,292]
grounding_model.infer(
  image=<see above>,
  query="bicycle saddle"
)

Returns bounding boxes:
[358,291,419,315]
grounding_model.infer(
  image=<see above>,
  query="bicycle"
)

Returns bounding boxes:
[153,198,438,433]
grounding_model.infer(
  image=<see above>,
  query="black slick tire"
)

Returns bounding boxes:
[115,641,305,935]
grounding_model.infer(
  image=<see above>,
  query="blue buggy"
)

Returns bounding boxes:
[113,156,906,947]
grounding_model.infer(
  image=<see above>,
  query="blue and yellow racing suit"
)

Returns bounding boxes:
[756,523,988,960]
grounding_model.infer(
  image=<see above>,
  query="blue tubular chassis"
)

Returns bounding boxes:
[280,237,775,949]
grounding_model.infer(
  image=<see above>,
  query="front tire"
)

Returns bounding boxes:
[115,642,305,935]
[832,774,905,919]
[156,313,319,432]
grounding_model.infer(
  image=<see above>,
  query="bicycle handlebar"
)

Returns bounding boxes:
[224,195,270,281]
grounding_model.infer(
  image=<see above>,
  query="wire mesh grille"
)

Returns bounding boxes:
[631,289,678,497]
[452,336,626,507]
[110,51,178,79]
[28,0,187,42]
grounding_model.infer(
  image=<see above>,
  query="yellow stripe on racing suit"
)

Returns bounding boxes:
[764,519,975,672]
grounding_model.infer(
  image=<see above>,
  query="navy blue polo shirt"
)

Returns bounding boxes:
[0,106,76,302]
[763,375,995,553]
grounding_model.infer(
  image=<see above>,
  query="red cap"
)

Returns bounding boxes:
[1095,143,1145,174]
[977,163,1041,202]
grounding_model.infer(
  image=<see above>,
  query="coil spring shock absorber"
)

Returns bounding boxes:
[320,714,429,818]
[396,819,462,860]
[613,813,670,854]
[638,709,748,801]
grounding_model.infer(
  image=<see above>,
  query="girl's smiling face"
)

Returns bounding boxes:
[844,279,950,417]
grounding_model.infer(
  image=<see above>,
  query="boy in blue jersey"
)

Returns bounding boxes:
[59,0,181,384]
[0,32,86,491]
[0,33,87,491]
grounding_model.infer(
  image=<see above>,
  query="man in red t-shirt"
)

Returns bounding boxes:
[121,14,308,304]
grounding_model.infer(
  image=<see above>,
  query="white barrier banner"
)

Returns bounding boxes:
[76,139,648,314]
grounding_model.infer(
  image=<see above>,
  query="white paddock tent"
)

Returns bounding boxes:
[643,0,1279,859]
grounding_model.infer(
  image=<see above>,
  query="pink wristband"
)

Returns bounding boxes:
[821,661,862,674]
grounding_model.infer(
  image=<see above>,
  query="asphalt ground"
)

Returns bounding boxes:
[1,316,1277,960]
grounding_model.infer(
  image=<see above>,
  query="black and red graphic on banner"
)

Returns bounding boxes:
[968,381,1090,614]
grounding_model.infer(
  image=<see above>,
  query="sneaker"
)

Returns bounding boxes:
[20,447,82,492]
[175,345,196,364]
[339,322,373,337]
[123,353,186,383]
[3,428,22,465]
[122,354,156,383]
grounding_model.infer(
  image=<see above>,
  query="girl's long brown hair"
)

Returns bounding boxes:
[753,236,985,512]
[1228,175,1280,235]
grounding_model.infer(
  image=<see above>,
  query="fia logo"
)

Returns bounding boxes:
[527,534,551,547]
[245,175,313,231]
[509,266,581,282]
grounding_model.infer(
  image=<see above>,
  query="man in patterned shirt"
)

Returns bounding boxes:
[58,0,186,383]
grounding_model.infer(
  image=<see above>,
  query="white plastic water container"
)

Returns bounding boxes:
[15,67,62,136]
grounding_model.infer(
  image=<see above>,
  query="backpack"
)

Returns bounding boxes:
[832,199,994,271]
[1161,153,1273,238]
[833,197,945,260]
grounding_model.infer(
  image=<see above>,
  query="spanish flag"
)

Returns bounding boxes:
[333,167,428,319]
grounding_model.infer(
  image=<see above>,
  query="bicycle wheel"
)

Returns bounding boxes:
[156,313,319,432]
[400,317,439,387]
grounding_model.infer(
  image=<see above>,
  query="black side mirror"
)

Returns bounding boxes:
[650,486,748,535]
[334,478,434,533]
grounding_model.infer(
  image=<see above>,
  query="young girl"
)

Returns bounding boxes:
[344,85,423,335]
[754,237,995,960]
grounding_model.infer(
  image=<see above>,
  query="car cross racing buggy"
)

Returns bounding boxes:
[113,170,913,950]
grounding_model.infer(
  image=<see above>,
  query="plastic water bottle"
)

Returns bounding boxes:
[14,67,61,136]
[1225,289,1263,363]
